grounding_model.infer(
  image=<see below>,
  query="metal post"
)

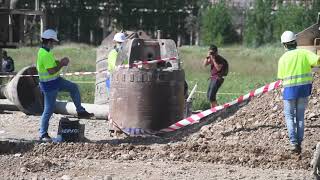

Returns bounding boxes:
[40,17,44,36]
[8,15,13,43]
[22,16,27,43]
[177,34,181,47]
[40,5,47,37]
[0,48,2,84]
[77,17,81,41]
[195,31,199,46]
[40,14,47,36]
[90,30,94,44]
[35,0,39,11]
[157,30,161,39]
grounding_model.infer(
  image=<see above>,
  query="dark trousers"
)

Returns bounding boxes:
[207,78,224,102]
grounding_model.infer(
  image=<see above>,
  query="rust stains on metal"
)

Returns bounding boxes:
[95,31,151,105]
[108,38,185,131]
[109,68,185,130]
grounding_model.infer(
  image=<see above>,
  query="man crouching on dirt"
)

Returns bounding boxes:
[278,31,320,154]
[36,29,94,142]
[203,44,228,108]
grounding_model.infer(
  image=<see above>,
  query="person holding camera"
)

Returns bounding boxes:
[203,44,229,108]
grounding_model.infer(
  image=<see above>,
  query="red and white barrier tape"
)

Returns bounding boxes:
[195,91,243,95]
[1,56,281,135]
[0,71,108,78]
[159,80,282,133]
[0,57,178,78]
[121,80,282,136]
[121,57,178,68]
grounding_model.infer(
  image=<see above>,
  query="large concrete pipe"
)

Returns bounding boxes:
[0,99,19,111]
[0,99,109,119]
[55,101,108,119]
[0,66,108,119]
[0,66,43,115]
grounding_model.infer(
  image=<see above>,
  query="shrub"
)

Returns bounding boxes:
[273,5,312,41]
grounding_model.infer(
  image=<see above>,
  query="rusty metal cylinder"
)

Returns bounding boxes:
[109,68,185,131]
[94,32,152,105]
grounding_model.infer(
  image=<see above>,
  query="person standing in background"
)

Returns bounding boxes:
[203,44,229,108]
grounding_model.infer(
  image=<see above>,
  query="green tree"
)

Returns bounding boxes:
[273,5,311,41]
[306,0,320,25]
[243,0,274,47]
[185,14,198,45]
[200,1,237,46]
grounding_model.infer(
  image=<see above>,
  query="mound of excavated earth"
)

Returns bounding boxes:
[1,74,320,179]
[168,74,320,170]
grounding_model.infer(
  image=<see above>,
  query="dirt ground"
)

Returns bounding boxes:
[0,114,314,180]
[2,76,320,179]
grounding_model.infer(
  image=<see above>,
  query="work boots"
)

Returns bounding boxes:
[289,144,302,154]
[39,133,52,143]
[77,111,94,119]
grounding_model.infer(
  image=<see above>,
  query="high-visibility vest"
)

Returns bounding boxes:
[107,49,118,72]
[107,49,128,72]
[278,49,319,87]
[36,48,60,82]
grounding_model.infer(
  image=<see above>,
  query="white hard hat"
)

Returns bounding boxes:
[113,32,126,43]
[281,31,296,43]
[41,29,59,42]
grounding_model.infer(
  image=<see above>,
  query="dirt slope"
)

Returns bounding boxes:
[1,75,320,179]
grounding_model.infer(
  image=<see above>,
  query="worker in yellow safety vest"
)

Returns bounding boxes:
[106,32,127,93]
[36,29,94,142]
[277,31,320,154]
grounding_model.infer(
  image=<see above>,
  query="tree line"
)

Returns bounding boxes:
[13,0,320,46]
[200,0,320,47]
[16,0,200,45]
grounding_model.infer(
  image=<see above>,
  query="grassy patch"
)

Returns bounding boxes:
[6,43,96,72]
[180,44,284,110]
[5,44,284,110]
[6,44,97,103]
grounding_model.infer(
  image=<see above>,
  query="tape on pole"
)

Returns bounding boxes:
[123,57,178,68]
[0,57,178,78]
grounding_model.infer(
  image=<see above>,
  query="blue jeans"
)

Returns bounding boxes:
[106,75,112,96]
[283,97,308,145]
[39,78,85,137]
[106,77,111,94]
